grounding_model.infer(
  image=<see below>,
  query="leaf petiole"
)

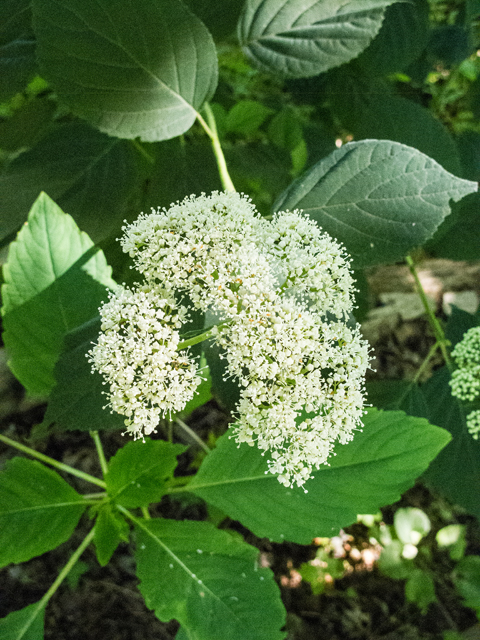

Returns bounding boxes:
[0,434,106,489]
[14,527,95,640]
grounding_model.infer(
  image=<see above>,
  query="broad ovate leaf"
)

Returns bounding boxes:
[274,140,477,267]
[188,409,450,544]
[1,192,115,396]
[0,457,85,567]
[238,0,398,78]
[135,519,286,640]
[32,0,218,141]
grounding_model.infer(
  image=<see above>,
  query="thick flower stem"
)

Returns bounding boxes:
[197,103,236,192]
[406,254,452,371]
[15,528,95,640]
[0,434,106,489]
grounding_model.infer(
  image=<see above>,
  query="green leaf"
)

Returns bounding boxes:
[0,97,56,152]
[1,193,115,397]
[273,140,477,267]
[183,0,242,40]
[0,0,37,101]
[0,602,45,640]
[0,121,138,243]
[225,100,274,135]
[0,39,37,102]
[135,519,286,640]
[328,75,461,175]
[356,0,429,75]
[38,319,125,435]
[144,139,222,213]
[427,192,480,261]
[238,0,398,79]
[105,439,186,508]
[0,457,85,567]
[188,408,450,544]
[268,106,304,152]
[454,555,480,614]
[32,0,218,141]
[421,368,480,521]
[405,569,437,613]
[93,502,129,567]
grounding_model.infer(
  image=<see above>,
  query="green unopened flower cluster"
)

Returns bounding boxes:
[450,326,480,440]
[89,191,369,488]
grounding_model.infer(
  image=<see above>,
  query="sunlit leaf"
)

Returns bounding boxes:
[189,409,450,543]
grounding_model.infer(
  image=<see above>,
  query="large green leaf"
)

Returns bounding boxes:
[0,39,37,102]
[0,121,138,243]
[38,319,125,433]
[0,457,85,567]
[105,439,186,508]
[135,519,286,640]
[0,0,37,101]
[32,0,218,141]
[328,75,461,175]
[273,140,477,267]
[144,139,222,213]
[1,193,115,396]
[356,0,430,75]
[0,602,45,640]
[188,409,450,544]
[427,192,480,261]
[238,0,398,79]
[422,368,480,521]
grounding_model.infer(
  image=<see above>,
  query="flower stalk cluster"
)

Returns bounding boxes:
[89,191,369,488]
[449,326,480,440]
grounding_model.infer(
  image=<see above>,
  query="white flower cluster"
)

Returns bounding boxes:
[90,286,200,436]
[90,191,369,488]
[450,326,480,439]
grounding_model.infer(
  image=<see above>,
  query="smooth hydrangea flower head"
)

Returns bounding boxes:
[91,191,369,488]
[121,191,276,318]
[89,285,200,437]
[450,326,480,440]
[213,292,369,488]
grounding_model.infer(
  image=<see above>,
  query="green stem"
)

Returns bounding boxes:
[0,434,106,489]
[178,321,230,351]
[91,430,108,477]
[198,103,235,193]
[406,255,452,370]
[131,139,155,164]
[413,342,441,385]
[141,506,151,520]
[16,528,95,640]
[175,418,211,453]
